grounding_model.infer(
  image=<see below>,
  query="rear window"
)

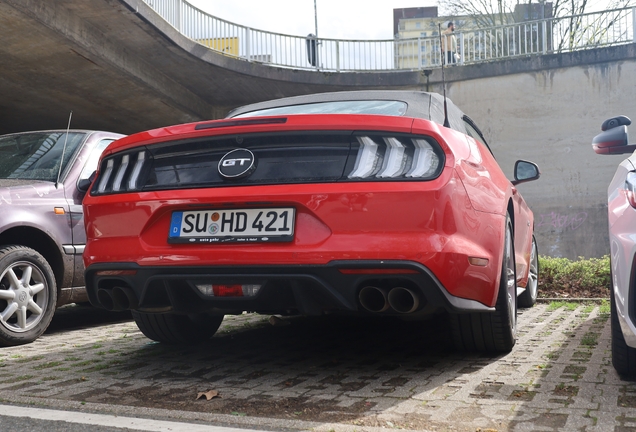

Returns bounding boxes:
[233,100,408,118]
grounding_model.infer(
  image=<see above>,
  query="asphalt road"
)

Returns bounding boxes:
[0,301,634,432]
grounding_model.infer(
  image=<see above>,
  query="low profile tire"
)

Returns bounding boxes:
[0,245,57,346]
[518,235,539,308]
[132,311,224,344]
[610,287,636,380]
[450,214,517,353]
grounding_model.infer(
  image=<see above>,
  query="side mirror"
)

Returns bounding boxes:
[512,160,540,186]
[601,115,631,131]
[592,125,636,154]
[77,171,96,193]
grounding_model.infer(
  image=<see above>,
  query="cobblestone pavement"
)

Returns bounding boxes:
[0,301,634,432]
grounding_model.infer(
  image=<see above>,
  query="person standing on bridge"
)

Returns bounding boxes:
[441,21,458,65]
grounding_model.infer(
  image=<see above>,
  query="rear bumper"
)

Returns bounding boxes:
[85,260,495,317]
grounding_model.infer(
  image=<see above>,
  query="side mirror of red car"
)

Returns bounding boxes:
[592,125,636,154]
[512,160,540,186]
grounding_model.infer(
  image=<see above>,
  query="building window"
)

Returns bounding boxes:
[420,32,427,37]
[416,22,421,28]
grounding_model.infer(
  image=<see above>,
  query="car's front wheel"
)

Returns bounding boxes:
[450,214,517,352]
[611,286,636,380]
[0,245,57,346]
[132,311,224,344]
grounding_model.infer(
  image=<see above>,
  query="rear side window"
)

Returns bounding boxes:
[233,100,408,118]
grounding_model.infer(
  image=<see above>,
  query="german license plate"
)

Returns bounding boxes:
[168,208,295,244]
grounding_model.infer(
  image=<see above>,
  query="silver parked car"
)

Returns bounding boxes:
[592,115,636,380]
[0,130,124,346]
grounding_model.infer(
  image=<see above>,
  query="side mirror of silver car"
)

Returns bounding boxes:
[592,124,636,155]
[601,115,631,131]
[77,171,96,193]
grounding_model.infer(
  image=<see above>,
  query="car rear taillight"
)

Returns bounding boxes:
[93,149,151,195]
[348,135,442,180]
[90,132,444,195]
[625,171,636,208]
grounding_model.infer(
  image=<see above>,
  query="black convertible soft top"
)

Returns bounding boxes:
[226,90,468,134]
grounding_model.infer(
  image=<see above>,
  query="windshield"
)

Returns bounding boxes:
[233,100,408,118]
[0,132,86,181]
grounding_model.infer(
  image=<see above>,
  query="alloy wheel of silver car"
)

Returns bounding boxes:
[0,246,57,346]
[0,261,48,332]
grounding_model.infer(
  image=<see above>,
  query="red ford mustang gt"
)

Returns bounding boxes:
[83,91,540,352]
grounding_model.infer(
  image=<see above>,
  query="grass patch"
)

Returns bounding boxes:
[82,364,110,373]
[33,362,62,370]
[548,301,579,311]
[72,359,102,367]
[581,332,599,347]
[539,255,610,298]
[14,355,44,363]
[599,299,610,315]
[15,375,34,381]
[582,304,595,313]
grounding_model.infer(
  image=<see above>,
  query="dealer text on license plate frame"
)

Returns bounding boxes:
[168,208,295,244]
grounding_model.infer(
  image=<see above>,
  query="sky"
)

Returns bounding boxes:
[188,0,438,40]
[187,0,621,40]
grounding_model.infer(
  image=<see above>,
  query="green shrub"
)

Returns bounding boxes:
[538,255,610,298]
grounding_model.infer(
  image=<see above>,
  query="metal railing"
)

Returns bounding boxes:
[143,0,636,72]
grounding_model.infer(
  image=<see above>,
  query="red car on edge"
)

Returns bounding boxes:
[83,91,540,352]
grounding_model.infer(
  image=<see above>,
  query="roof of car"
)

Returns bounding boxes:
[226,90,467,133]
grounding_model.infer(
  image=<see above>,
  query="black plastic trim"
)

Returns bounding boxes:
[85,260,488,316]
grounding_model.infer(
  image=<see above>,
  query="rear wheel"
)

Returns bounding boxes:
[610,286,636,380]
[132,311,224,344]
[518,235,538,308]
[451,214,517,352]
[0,245,57,346]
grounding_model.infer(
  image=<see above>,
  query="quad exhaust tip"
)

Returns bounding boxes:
[97,286,138,311]
[387,286,419,314]
[359,285,420,314]
[359,286,390,313]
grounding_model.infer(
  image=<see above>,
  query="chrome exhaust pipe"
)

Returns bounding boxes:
[388,287,420,313]
[359,286,389,313]
[111,286,139,311]
[97,288,115,311]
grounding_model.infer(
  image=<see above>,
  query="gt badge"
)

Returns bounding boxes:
[218,149,256,179]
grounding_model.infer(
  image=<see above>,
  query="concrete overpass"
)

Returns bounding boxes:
[0,0,430,135]
[2,0,636,259]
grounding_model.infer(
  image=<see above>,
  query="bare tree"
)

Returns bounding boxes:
[438,0,515,27]
[439,0,634,53]
[439,0,633,26]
